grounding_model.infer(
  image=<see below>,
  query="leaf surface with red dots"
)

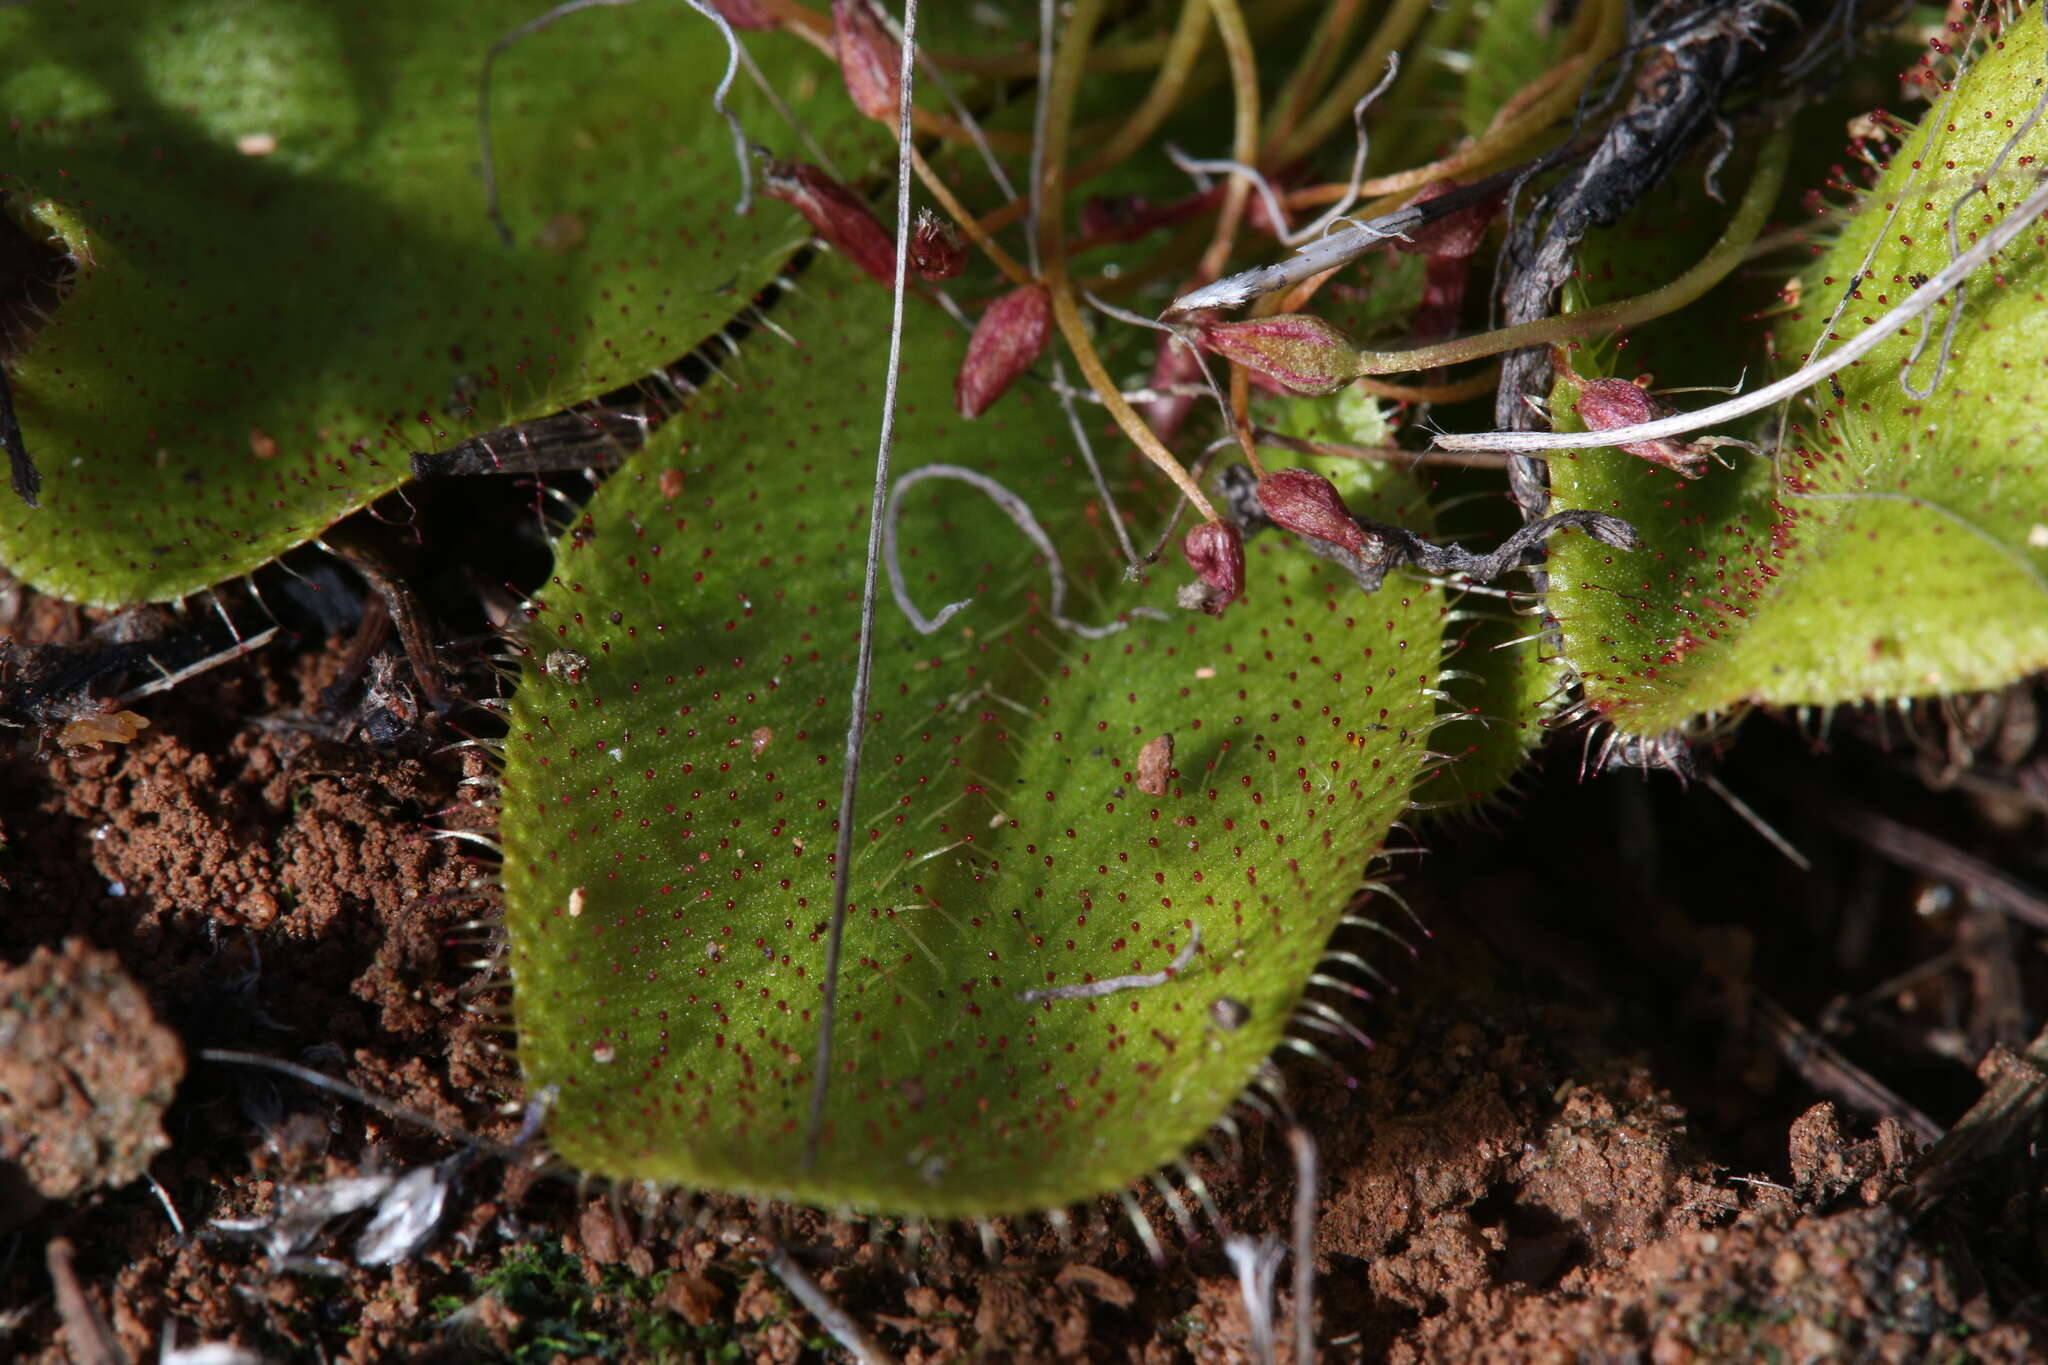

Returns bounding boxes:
[499,256,1447,1215]
[0,1,854,604]
[1545,18,2048,735]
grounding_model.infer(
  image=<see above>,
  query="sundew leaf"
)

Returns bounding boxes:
[1460,0,1578,138]
[0,1,852,605]
[1544,16,2048,735]
[1250,386,1550,808]
[499,257,1446,1216]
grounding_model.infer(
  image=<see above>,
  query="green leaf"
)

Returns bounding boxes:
[1461,0,1576,138]
[0,1,851,605]
[1546,16,2048,734]
[499,257,1444,1216]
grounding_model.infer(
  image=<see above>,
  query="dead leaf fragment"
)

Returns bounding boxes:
[1136,733,1174,797]
[57,709,149,750]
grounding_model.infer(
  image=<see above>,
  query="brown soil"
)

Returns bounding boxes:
[2,567,2045,1363]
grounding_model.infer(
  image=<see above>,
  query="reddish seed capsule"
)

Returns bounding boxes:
[831,0,901,124]
[1256,468,1365,553]
[1144,324,1207,441]
[1135,733,1174,797]
[1181,520,1246,614]
[1196,313,1358,396]
[909,208,966,281]
[706,0,775,29]
[1574,376,1709,477]
[760,158,896,286]
[955,285,1050,418]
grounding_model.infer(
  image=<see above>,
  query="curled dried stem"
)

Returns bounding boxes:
[882,464,1166,638]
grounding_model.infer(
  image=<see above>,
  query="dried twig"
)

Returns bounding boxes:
[1754,995,1944,1146]
[1893,1021,2048,1221]
[1286,1122,1319,1365]
[1819,800,2048,934]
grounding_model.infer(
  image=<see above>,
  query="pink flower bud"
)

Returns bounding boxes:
[955,285,1050,418]
[760,159,896,286]
[1255,468,1365,553]
[1574,376,1708,477]
[832,0,901,124]
[1196,313,1359,396]
[909,208,966,281]
[1181,520,1246,614]
[1394,180,1499,260]
[707,0,775,29]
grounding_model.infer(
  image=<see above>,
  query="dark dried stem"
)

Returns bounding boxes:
[1893,1021,2048,1221]
[0,361,39,507]
[1220,464,1638,593]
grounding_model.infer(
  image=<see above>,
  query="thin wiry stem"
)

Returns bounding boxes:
[1435,164,2048,455]
[1195,0,1262,283]
[977,0,1209,237]
[735,33,839,174]
[480,0,752,247]
[1171,58,1398,249]
[1271,0,1430,165]
[1904,20,2048,398]
[1039,0,1219,522]
[1051,355,1145,568]
[803,0,920,1179]
[1017,0,1145,572]
[1027,0,1056,274]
